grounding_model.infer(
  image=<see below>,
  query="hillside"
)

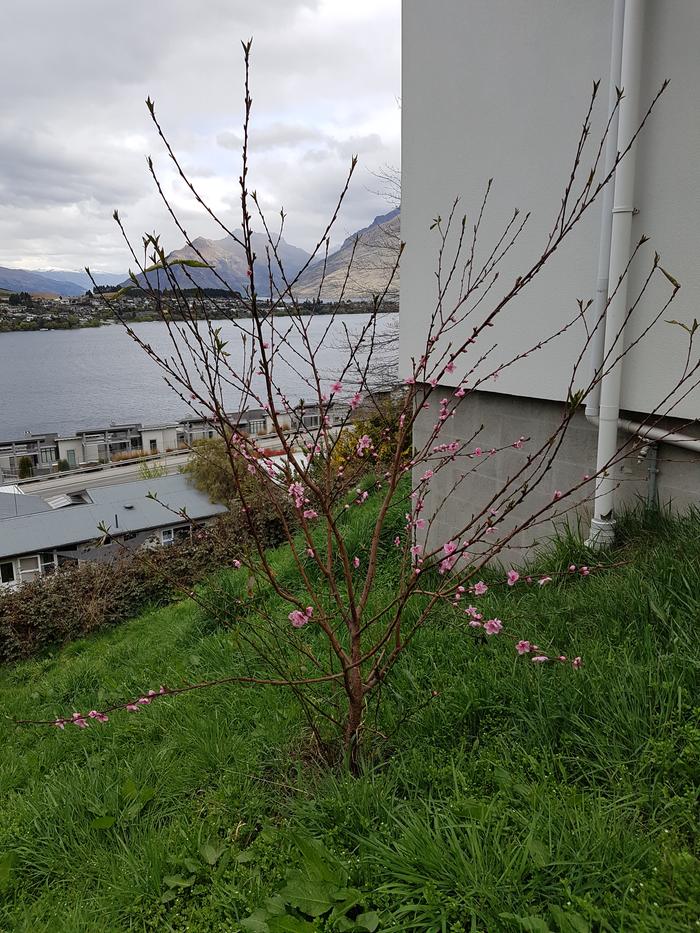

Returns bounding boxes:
[0,501,697,931]
[128,231,311,294]
[0,268,126,297]
[0,267,84,297]
[123,209,401,302]
[295,207,400,301]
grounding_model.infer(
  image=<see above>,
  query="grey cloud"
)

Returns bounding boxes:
[0,0,399,269]
[0,129,149,209]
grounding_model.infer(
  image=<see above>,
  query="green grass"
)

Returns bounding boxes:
[0,502,698,932]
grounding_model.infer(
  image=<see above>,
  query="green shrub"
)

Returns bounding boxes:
[0,517,245,664]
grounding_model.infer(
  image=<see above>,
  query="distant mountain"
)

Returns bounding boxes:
[294,208,400,302]
[0,267,83,297]
[37,270,126,291]
[126,231,311,294]
[121,209,401,304]
[0,268,127,297]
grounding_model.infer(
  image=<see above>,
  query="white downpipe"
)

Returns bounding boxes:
[585,0,625,420]
[588,0,646,547]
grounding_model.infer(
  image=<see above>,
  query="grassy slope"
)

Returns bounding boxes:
[0,502,698,932]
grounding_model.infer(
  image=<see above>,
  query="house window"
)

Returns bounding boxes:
[40,553,57,575]
[161,528,174,545]
[303,415,320,428]
[19,555,41,582]
[40,448,55,464]
[149,439,158,454]
[248,419,265,434]
[0,561,15,585]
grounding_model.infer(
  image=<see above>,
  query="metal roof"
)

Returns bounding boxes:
[0,473,226,560]
[0,492,52,520]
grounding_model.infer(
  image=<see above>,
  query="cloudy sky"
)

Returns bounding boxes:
[0,0,400,272]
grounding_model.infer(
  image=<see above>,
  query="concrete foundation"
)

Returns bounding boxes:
[413,388,699,563]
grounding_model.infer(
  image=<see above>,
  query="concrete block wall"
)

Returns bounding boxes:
[414,388,699,563]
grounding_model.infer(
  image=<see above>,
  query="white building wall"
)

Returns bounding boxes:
[140,426,179,454]
[400,0,700,420]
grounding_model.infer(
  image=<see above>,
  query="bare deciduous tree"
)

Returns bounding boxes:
[20,44,699,775]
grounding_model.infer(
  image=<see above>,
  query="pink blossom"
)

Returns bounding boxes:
[454,387,466,398]
[410,544,422,556]
[572,656,583,669]
[306,548,315,558]
[531,655,549,663]
[445,360,456,374]
[473,447,482,457]
[356,434,373,456]
[506,570,520,587]
[54,719,66,729]
[350,392,362,410]
[125,704,140,712]
[569,564,577,572]
[580,566,590,576]
[429,377,438,387]
[516,640,532,655]
[303,509,318,520]
[353,556,360,568]
[288,481,306,509]
[394,536,401,547]
[331,382,343,393]
[468,619,483,628]
[483,618,503,635]
[473,581,488,596]
[553,490,563,500]
[88,710,109,722]
[421,470,434,481]
[415,518,426,529]
[439,555,457,574]
[72,716,89,729]
[289,606,313,628]
[538,576,552,586]
[513,439,523,449]
[443,540,458,556]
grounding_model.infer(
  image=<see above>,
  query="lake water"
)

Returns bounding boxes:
[0,314,397,438]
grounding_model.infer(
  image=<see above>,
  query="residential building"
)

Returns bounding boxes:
[0,473,226,590]
[0,434,59,479]
[57,423,143,468]
[400,0,700,554]
[138,423,180,456]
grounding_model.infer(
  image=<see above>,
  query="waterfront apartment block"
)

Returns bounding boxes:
[0,402,351,481]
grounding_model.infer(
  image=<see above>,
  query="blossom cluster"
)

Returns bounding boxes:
[54,687,167,729]
[288,606,314,628]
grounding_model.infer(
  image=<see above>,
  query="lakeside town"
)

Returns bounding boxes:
[0,289,396,332]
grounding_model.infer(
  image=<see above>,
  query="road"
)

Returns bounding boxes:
[17,452,191,496]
